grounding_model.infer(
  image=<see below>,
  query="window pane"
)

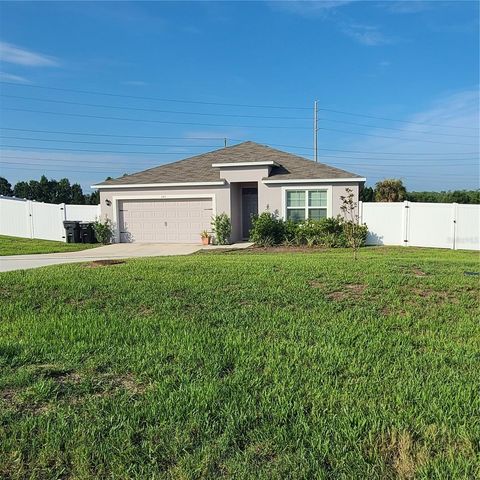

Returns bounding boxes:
[287,190,305,208]
[287,208,305,222]
[308,190,327,207]
[309,208,327,220]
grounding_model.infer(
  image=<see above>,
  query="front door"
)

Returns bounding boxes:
[241,188,258,239]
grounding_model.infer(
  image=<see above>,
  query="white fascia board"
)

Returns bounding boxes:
[211,161,278,168]
[263,177,366,184]
[91,180,226,189]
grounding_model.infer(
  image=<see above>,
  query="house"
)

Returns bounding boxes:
[92,141,366,243]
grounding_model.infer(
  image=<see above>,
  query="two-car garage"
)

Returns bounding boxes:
[118,197,213,243]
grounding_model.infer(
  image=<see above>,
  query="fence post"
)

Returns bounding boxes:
[60,203,67,242]
[402,201,410,247]
[452,203,458,250]
[358,200,363,224]
[26,200,34,239]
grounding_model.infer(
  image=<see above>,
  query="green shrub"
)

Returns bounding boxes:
[249,212,286,246]
[294,217,346,247]
[92,218,114,244]
[249,210,367,250]
[283,220,299,245]
[211,213,231,245]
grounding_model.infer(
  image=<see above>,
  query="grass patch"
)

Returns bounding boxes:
[0,235,99,256]
[0,247,479,478]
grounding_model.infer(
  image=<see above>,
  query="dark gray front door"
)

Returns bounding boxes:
[242,188,258,239]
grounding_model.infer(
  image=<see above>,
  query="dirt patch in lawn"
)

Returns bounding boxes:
[378,430,428,480]
[307,279,326,289]
[327,283,366,301]
[412,267,427,277]
[1,366,147,414]
[84,259,126,268]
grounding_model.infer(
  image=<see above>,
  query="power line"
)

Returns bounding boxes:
[1,136,477,160]
[0,144,220,155]
[1,94,310,121]
[0,127,227,141]
[1,107,309,130]
[1,80,477,130]
[0,80,310,110]
[1,127,478,156]
[1,150,477,164]
[316,126,478,146]
[1,163,475,180]
[2,160,477,171]
[0,136,222,148]
[5,94,476,138]
[3,107,477,145]
[315,105,478,130]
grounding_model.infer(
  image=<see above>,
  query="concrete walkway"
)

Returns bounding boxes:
[0,242,253,273]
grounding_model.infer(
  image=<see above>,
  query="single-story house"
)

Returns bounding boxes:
[92,141,365,243]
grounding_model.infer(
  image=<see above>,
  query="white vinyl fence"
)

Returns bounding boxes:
[360,201,480,251]
[0,196,100,242]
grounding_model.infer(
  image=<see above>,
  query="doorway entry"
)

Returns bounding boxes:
[241,187,258,240]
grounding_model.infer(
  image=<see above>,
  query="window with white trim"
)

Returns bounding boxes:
[286,190,328,222]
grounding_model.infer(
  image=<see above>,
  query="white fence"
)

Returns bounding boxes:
[0,197,100,242]
[360,201,480,251]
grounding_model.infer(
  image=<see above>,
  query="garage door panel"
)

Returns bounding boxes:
[119,198,212,243]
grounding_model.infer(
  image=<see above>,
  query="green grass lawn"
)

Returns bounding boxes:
[0,247,479,479]
[0,235,99,256]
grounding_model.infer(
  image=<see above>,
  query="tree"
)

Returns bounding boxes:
[14,181,31,199]
[375,179,407,202]
[339,188,368,260]
[360,186,374,202]
[86,190,100,205]
[55,178,72,204]
[71,183,85,204]
[0,177,13,196]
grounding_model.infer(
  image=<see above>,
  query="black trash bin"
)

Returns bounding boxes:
[79,222,97,244]
[63,221,81,243]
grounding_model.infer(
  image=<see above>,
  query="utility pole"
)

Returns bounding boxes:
[313,100,318,163]
[224,137,227,148]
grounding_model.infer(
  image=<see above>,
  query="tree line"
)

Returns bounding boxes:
[0,175,100,205]
[0,175,478,206]
[360,179,479,204]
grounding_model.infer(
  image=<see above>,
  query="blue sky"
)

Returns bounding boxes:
[0,0,478,192]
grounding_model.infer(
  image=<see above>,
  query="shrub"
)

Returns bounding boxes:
[92,218,114,244]
[294,217,346,247]
[211,213,231,245]
[283,220,299,245]
[295,219,323,246]
[249,212,285,246]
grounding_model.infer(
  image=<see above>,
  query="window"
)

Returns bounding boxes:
[286,189,328,221]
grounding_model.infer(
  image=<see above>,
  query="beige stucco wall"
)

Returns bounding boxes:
[99,179,362,242]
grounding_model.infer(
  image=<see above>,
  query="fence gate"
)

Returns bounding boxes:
[360,201,480,251]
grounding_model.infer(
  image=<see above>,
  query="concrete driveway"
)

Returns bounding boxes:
[0,242,252,273]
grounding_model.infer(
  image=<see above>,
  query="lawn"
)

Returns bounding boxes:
[0,235,99,256]
[0,247,478,479]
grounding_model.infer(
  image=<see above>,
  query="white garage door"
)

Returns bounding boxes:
[118,198,213,243]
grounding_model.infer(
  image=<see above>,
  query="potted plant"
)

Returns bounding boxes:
[200,230,210,245]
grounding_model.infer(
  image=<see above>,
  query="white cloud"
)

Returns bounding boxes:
[0,71,30,83]
[270,0,355,17]
[0,41,59,67]
[342,89,480,190]
[121,80,148,87]
[341,23,392,46]
[382,1,431,14]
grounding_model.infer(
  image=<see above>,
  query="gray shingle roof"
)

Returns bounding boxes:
[95,141,363,186]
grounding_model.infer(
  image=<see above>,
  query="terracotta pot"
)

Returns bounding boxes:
[201,236,210,245]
